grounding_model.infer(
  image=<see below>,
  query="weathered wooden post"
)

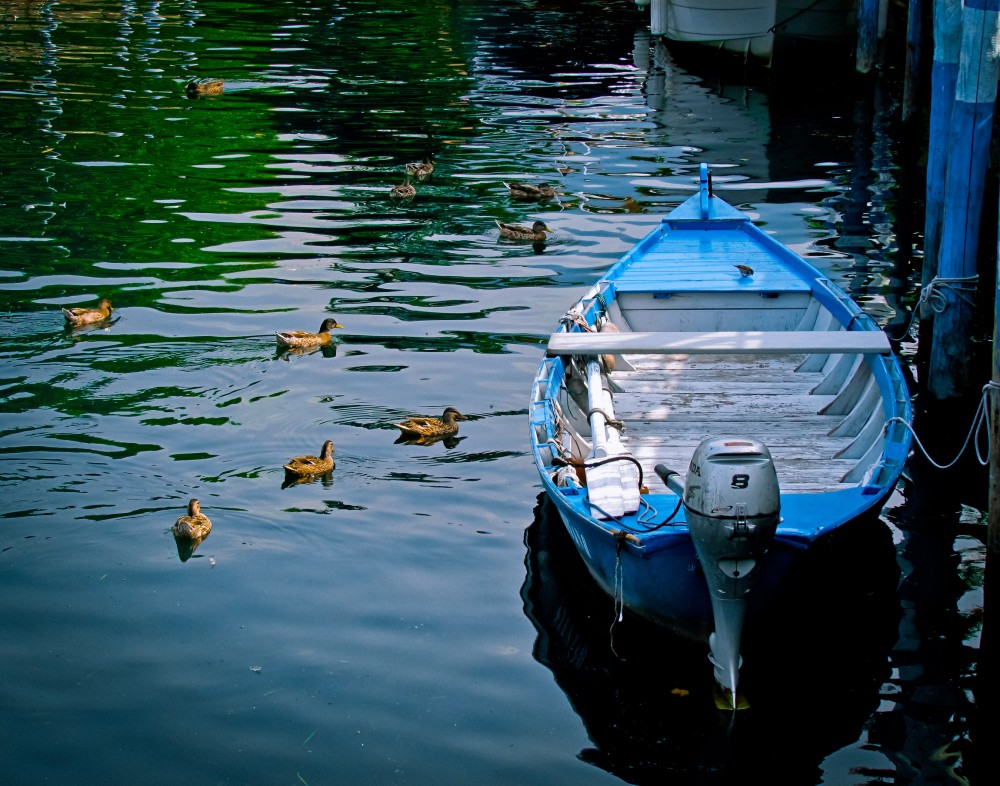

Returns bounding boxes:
[982,149,1000,780]
[857,0,882,73]
[902,0,927,122]
[921,0,963,292]
[927,0,1000,400]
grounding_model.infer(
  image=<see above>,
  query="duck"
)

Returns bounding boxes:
[504,182,556,201]
[395,407,466,440]
[405,155,435,181]
[172,498,212,540]
[496,220,552,242]
[283,440,335,478]
[186,77,224,97]
[275,317,344,349]
[62,298,114,326]
[390,180,416,200]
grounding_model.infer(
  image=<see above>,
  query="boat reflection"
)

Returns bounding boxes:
[521,492,901,784]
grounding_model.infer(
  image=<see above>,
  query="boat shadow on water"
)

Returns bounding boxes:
[521,492,901,785]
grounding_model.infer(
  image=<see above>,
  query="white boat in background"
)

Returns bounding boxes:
[653,0,860,63]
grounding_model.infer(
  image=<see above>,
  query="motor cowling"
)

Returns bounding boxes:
[684,436,780,598]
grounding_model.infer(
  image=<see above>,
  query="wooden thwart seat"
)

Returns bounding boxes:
[547,329,891,356]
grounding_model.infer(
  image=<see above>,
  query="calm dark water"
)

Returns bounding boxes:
[0,1,985,784]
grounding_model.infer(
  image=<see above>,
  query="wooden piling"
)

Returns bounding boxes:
[921,0,963,292]
[857,0,881,73]
[927,0,1000,400]
[902,0,927,122]
[984,167,1000,779]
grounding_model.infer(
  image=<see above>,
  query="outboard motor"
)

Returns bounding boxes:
[657,436,780,706]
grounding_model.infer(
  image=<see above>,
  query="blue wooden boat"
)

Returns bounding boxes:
[529,164,912,707]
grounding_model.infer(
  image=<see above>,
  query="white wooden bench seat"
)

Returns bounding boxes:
[547,329,891,356]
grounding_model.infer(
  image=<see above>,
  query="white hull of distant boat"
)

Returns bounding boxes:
[659,0,858,61]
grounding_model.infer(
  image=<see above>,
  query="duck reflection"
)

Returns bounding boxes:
[521,493,900,784]
[393,433,465,449]
[173,534,208,562]
[275,343,338,360]
[281,471,334,490]
[64,315,121,336]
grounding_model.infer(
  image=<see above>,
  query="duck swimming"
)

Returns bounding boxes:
[504,182,556,201]
[283,440,335,478]
[62,298,114,326]
[275,317,344,349]
[390,180,416,200]
[395,407,466,440]
[496,220,552,242]
[186,77,224,96]
[172,499,212,540]
[405,155,435,181]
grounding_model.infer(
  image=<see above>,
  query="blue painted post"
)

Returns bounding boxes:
[857,0,881,73]
[922,0,963,290]
[928,0,1000,399]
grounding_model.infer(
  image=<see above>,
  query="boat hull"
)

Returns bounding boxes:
[538,475,897,641]
[529,163,912,698]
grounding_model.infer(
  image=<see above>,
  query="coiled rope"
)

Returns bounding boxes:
[890,274,979,341]
[917,275,979,318]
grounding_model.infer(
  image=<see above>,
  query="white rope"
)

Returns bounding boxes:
[887,380,1000,469]
[607,542,625,658]
[917,275,979,319]
[887,274,979,341]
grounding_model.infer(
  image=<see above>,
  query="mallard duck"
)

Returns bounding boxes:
[405,155,435,181]
[496,220,552,242]
[186,77,224,97]
[390,180,416,200]
[172,498,212,540]
[275,317,344,349]
[504,182,556,201]
[395,407,466,440]
[62,298,114,325]
[284,440,335,477]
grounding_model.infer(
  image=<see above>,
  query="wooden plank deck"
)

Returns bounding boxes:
[608,350,863,493]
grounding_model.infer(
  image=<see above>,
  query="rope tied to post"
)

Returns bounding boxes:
[885,380,1000,469]
[889,274,980,341]
[916,274,979,319]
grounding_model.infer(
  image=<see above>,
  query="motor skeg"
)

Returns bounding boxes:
[683,436,781,703]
